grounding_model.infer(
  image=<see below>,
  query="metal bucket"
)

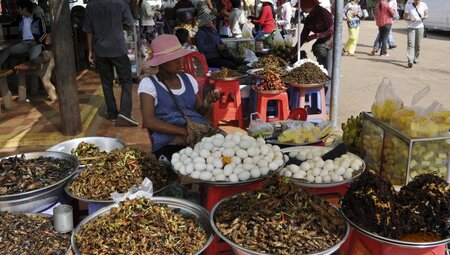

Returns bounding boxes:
[71,197,214,255]
[210,194,350,255]
[46,136,126,169]
[0,152,79,212]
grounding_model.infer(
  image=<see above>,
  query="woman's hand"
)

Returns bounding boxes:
[204,89,221,107]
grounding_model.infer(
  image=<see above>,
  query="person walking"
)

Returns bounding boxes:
[343,0,363,56]
[370,0,398,55]
[83,0,139,126]
[404,0,428,68]
[374,0,394,57]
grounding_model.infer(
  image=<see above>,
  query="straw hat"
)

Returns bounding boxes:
[197,11,215,27]
[300,0,319,10]
[145,34,192,67]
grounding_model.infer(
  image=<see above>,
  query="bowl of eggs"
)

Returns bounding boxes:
[171,132,287,187]
[279,146,365,188]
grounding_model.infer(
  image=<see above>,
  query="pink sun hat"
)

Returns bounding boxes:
[145,34,192,67]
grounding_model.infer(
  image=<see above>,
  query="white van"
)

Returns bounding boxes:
[424,0,450,31]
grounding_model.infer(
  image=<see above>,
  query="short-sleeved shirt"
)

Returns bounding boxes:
[405,2,428,29]
[83,0,135,57]
[137,74,199,106]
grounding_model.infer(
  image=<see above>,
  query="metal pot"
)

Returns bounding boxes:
[46,136,126,169]
[210,194,350,255]
[71,197,213,255]
[0,152,79,212]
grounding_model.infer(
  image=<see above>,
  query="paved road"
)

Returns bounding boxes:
[311,20,450,127]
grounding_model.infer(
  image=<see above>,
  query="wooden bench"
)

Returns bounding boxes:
[15,50,57,103]
[0,69,14,113]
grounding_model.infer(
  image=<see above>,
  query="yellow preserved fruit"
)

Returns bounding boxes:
[371,98,403,122]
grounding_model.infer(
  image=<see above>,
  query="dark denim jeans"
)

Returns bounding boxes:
[378,24,392,55]
[96,55,133,118]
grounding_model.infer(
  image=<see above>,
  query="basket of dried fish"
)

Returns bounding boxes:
[0,211,71,254]
[46,136,126,168]
[71,197,213,255]
[0,152,79,212]
[341,171,450,249]
[65,147,178,204]
[210,177,350,255]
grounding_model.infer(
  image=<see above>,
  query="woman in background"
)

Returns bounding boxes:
[343,0,363,56]
[404,0,428,68]
[250,0,276,40]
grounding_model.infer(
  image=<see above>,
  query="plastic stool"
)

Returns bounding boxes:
[212,79,244,128]
[290,84,329,121]
[346,228,447,255]
[256,92,290,122]
[202,181,264,255]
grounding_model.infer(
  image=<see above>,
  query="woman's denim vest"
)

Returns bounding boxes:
[148,73,206,152]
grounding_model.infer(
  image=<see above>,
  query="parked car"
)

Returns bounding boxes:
[424,0,450,31]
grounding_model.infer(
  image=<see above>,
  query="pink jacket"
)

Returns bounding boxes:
[375,0,394,27]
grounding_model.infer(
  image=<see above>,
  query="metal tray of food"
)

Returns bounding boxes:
[1,212,72,254]
[247,68,288,79]
[284,81,328,88]
[71,197,214,255]
[0,152,79,212]
[211,195,350,255]
[266,136,327,147]
[173,158,286,187]
[251,85,286,95]
[65,162,178,204]
[339,200,450,248]
[46,137,126,168]
[208,73,248,81]
[279,146,365,188]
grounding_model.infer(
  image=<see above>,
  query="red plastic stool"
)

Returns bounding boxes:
[256,92,290,122]
[202,181,264,255]
[346,228,446,255]
[294,84,329,121]
[212,79,244,128]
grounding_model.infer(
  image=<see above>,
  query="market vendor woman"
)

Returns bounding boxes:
[138,34,221,159]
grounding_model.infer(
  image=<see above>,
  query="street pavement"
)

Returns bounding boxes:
[320,20,450,127]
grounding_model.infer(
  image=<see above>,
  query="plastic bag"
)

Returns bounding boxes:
[248,112,274,138]
[428,102,450,134]
[111,178,154,203]
[371,77,404,122]
[243,48,258,64]
[242,23,253,38]
[273,29,284,48]
[284,34,294,47]
[277,122,321,144]
[362,9,369,19]
[390,86,441,138]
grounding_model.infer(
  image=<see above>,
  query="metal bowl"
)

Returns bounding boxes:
[339,200,450,248]
[71,197,214,255]
[280,146,366,188]
[208,72,248,81]
[1,212,72,254]
[285,81,328,88]
[251,85,286,95]
[64,162,178,204]
[210,193,350,255]
[46,136,126,168]
[0,152,79,212]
